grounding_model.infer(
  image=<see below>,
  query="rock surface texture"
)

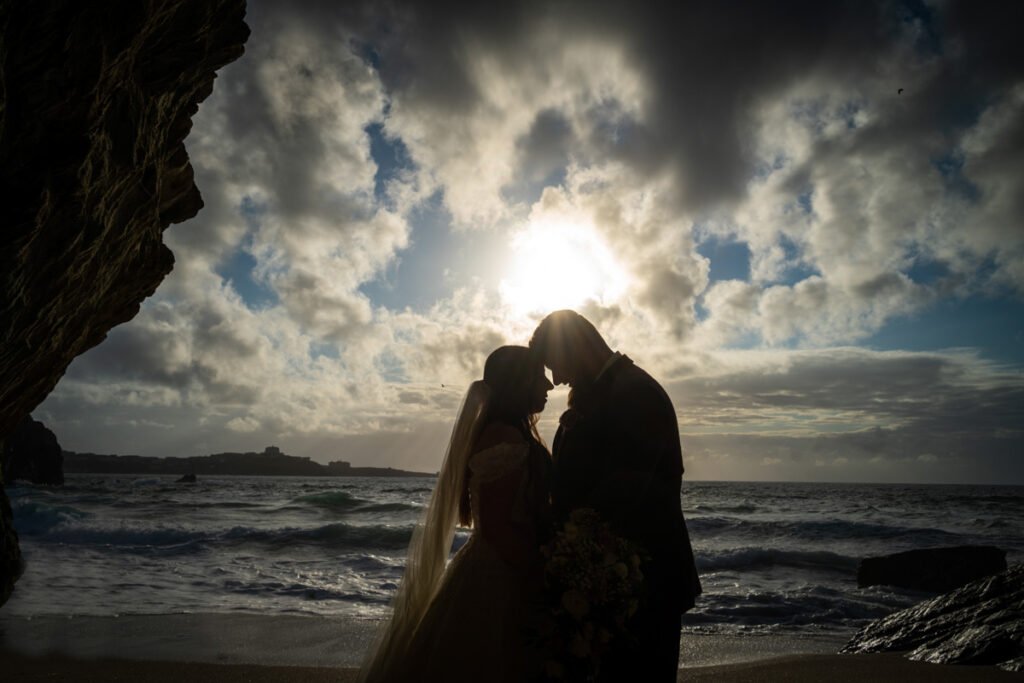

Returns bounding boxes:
[2,417,64,486]
[0,0,249,608]
[843,563,1024,672]
[857,545,1008,593]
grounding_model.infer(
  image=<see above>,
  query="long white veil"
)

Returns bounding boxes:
[358,380,491,682]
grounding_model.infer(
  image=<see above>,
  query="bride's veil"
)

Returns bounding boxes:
[358,380,491,682]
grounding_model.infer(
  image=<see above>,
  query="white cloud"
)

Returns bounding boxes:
[31,0,1024,484]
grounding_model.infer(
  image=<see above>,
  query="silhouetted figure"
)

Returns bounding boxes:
[360,346,553,682]
[530,310,701,682]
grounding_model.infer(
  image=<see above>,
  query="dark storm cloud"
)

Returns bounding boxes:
[64,297,267,406]
[671,350,1024,432]
[667,349,1024,480]
[579,1,888,208]
[331,0,1024,343]
[417,324,508,377]
[941,2,1024,88]
[349,0,946,209]
[682,427,1023,484]
[515,109,574,186]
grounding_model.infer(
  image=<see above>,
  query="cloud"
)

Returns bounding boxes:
[32,0,1024,485]
[348,0,1024,344]
[666,348,1024,482]
[669,347,1024,432]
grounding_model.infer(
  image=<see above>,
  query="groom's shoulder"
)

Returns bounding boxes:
[610,357,657,388]
[609,359,670,406]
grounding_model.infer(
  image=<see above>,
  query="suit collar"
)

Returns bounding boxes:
[593,353,632,391]
[593,351,622,384]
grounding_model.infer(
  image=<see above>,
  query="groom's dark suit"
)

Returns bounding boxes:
[551,354,701,681]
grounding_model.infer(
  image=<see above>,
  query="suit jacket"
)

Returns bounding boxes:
[551,355,702,612]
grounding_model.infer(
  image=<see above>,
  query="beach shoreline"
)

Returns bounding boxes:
[3,651,1022,682]
[3,612,1021,681]
[0,612,848,668]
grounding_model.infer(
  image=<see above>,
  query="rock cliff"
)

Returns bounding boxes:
[857,545,1007,593]
[843,563,1024,672]
[0,0,249,608]
[2,417,64,486]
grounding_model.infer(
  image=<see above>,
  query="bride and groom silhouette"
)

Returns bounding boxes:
[360,310,701,682]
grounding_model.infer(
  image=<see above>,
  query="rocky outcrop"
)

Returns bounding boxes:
[2,417,64,485]
[857,546,1008,593]
[843,563,1024,672]
[0,475,23,607]
[0,1,249,608]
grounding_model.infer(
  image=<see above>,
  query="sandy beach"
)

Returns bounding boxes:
[4,651,1023,682]
[2,613,1020,682]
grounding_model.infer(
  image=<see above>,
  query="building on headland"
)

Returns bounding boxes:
[326,460,352,474]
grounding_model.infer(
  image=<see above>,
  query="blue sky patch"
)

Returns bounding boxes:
[698,235,752,283]
[359,192,507,311]
[865,294,1024,364]
[366,121,414,203]
[216,245,278,310]
[309,341,340,361]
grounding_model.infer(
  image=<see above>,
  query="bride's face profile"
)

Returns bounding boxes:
[528,366,554,414]
[484,346,551,421]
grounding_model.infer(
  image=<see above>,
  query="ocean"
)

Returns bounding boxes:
[6,475,1022,638]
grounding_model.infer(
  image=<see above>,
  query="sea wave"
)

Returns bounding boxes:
[696,547,858,573]
[18,511,415,553]
[358,502,423,513]
[947,494,1023,506]
[36,523,205,548]
[687,502,760,514]
[222,522,414,550]
[11,500,89,535]
[294,491,368,511]
[686,515,962,543]
[683,585,908,630]
[294,491,422,514]
[221,578,383,603]
[12,476,1019,628]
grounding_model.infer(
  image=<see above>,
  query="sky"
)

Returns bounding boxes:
[35,0,1024,484]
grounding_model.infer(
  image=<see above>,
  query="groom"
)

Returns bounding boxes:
[530,310,701,681]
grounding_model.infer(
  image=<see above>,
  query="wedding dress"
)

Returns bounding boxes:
[359,382,550,683]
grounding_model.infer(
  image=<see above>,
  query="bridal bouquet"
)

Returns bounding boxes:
[538,508,646,681]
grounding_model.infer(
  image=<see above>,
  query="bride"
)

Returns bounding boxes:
[359,345,554,682]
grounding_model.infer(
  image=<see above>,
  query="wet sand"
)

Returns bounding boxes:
[1,613,1019,681]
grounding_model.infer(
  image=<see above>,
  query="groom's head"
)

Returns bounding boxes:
[529,310,612,388]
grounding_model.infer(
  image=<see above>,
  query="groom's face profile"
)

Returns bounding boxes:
[544,343,575,387]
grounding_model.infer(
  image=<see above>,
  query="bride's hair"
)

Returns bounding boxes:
[457,345,544,526]
[483,345,543,430]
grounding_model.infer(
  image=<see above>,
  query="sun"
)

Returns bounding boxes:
[500,219,629,315]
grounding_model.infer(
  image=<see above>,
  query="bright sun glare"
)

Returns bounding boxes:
[500,220,630,314]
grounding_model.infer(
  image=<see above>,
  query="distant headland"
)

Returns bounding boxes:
[63,446,434,478]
